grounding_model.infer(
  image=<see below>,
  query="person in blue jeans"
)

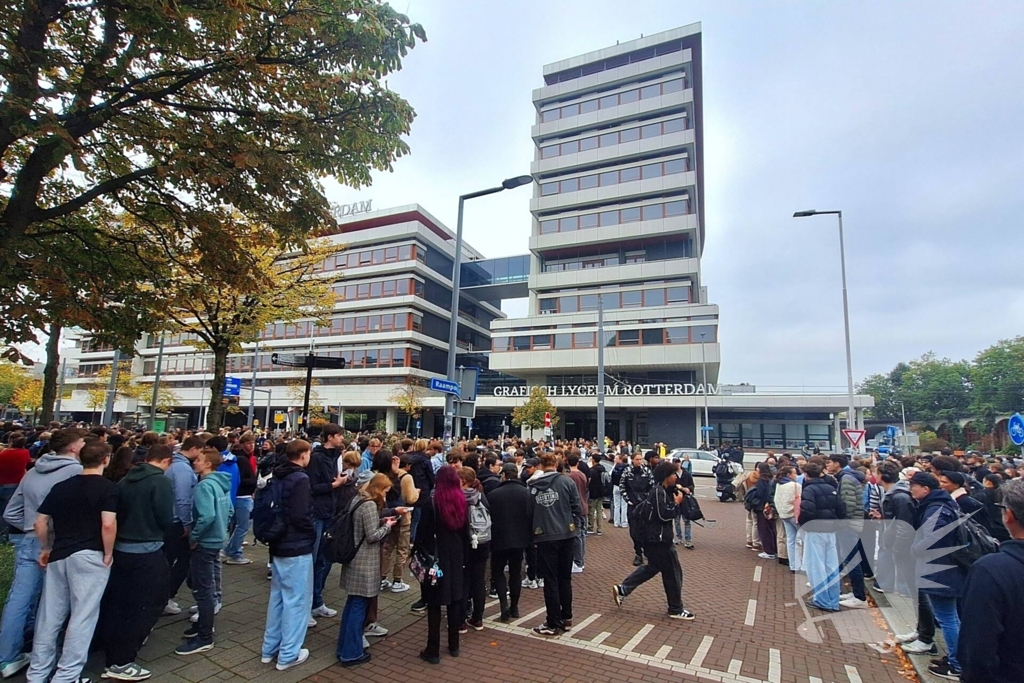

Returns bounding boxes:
[909,471,966,680]
[0,428,85,678]
[308,426,349,618]
[262,440,316,671]
[673,457,695,549]
[797,458,847,612]
[223,435,257,564]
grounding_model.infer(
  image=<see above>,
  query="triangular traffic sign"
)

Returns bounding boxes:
[842,429,866,449]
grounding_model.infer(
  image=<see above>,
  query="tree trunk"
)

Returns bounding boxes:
[206,346,229,431]
[39,322,62,424]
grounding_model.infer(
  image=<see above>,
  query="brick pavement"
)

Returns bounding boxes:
[8,480,910,682]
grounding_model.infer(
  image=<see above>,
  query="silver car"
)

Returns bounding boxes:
[667,448,742,477]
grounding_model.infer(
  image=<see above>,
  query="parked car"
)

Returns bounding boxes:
[666,448,742,477]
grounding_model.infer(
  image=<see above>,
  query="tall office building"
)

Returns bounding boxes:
[488,23,719,444]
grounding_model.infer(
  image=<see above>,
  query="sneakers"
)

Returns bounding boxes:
[872,581,885,593]
[532,624,560,636]
[340,652,371,668]
[390,580,410,593]
[175,637,214,656]
[307,616,317,628]
[894,630,919,644]
[260,654,276,665]
[467,618,484,631]
[183,625,215,638]
[902,639,938,655]
[928,660,962,680]
[380,578,393,591]
[311,604,338,618]
[612,585,625,607]
[571,563,584,574]
[100,662,151,680]
[189,602,221,622]
[839,592,854,601]
[633,554,644,566]
[266,566,272,580]
[537,577,544,588]
[488,588,499,599]
[163,600,182,616]
[668,609,696,621]
[0,655,30,679]
[224,556,252,565]
[276,648,310,671]
[684,541,694,549]
[410,599,427,613]
[521,578,533,588]
[673,538,684,545]
[839,597,870,609]
[757,552,776,559]
[458,622,469,634]
[364,622,388,637]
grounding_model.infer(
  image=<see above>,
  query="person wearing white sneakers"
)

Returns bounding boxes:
[308,425,349,620]
[380,452,420,596]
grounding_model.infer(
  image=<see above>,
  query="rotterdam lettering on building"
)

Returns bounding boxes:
[493,383,718,398]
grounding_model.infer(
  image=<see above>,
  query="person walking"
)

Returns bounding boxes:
[25,441,116,683]
[176,447,232,656]
[799,458,847,612]
[98,444,176,682]
[621,453,653,566]
[612,461,695,620]
[261,439,316,671]
[0,428,86,679]
[163,435,202,617]
[336,474,395,668]
[489,463,532,622]
[308,424,348,619]
[527,452,582,636]
[586,452,607,536]
[416,466,470,664]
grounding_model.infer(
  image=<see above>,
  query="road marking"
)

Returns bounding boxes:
[621,623,655,653]
[809,678,823,683]
[744,598,757,626]
[767,648,781,683]
[511,606,546,627]
[689,635,714,667]
[591,631,611,645]
[569,613,602,633]
[845,665,862,683]
[753,566,762,583]
[485,599,498,609]
[655,645,672,660]
[728,660,742,674]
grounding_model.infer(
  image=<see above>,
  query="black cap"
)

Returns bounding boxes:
[525,457,540,468]
[909,471,941,489]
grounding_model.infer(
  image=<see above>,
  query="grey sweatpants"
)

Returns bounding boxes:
[26,550,110,683]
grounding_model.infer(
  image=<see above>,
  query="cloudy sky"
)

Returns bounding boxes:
[323,0,1024,390]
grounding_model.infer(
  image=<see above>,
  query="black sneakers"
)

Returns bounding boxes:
[632,554,644,566]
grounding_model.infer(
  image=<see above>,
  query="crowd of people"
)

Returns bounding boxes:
[728,445,1024,682]
[0,422,700,681]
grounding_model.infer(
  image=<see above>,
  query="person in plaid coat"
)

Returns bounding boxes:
[335,474,396,667]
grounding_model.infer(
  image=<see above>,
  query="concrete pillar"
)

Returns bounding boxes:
[856,408,865,431]
[386,407,398,434]
[338,408,345,428]
[834,412,842,452]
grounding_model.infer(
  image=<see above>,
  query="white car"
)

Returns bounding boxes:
[667,448,742,477]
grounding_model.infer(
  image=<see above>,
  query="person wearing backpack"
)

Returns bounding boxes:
[336,474,396,668]
[621,453,653,566]
[673,458,696,549]
[457,467,491,631]
[261,439,316,672]
[586,453,607,536]
[612,461,695,620]
[308,424,349,620]
[909,471,966,680]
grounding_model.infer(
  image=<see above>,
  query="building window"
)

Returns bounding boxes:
[642,328,664,345]
[574,332,595,348]
[538,156,689,196]
[537,116,690,160]
[554,333,572,349]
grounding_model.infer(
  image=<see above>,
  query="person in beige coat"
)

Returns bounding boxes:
[381,454,421,593]
[773,466,801,571]
[336,474,395,667]
[734,470,761,551]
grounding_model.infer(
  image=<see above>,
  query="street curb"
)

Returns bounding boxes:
[868,584,942,683]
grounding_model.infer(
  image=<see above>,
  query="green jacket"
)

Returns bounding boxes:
[117,463,175,544]
[191,471,233,549]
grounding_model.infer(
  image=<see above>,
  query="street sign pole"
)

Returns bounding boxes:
[301,353,314,434]
[149,336,165,429]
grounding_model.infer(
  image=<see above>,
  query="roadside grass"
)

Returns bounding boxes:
[0,542,14,606]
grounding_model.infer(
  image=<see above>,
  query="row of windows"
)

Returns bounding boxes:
[316,244,422,272]
[711,423,833,450]
[77,363,111,378]
[542,243,691,273]
[540,116,688,159]
[493,324,716,352]
[79,339,115,353]
[163,376,420,389]
[544,40,687,85]
[540,157,689,196]
[140,346,423,376]
[539,285,690,314]
[331,278,425,302]
[540,76,686,123]
[539,197,691,236]
[263,313,422,340]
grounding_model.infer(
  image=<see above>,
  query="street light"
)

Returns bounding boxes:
[793,209,856,446]
[444,174,533,449]
[700,331,710,445]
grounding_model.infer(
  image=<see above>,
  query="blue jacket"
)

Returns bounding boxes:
[911,489,966,598]
[958,540,1024,683]
[190,471,233,549]
[165,452,197,525]
[218,451,241,501]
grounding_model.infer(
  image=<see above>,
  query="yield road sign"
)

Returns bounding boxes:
[1008,413,1024,446]
[842,429,866,450]
[429,378,461,397]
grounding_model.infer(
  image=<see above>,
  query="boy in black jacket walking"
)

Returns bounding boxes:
[612,462,694,620]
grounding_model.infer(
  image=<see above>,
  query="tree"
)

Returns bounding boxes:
[899,353,972,422]
[511,386,560,431]
[858,372,900,421]
[11,379,43,421]
[286,378,326,424]
[389,382,426,432]
[86,361,146,421]
[971,337,1024,416]
[147,220,341,430]
[0,362,31,407]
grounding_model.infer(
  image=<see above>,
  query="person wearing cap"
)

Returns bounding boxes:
[611,461,695,620]
[908,471,966,680]
[937,470,995,534]
[488,463,533,622]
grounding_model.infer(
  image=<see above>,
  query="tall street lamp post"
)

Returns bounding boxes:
[793,209,856,447]
[444,175,533,449]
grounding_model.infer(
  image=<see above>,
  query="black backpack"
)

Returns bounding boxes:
[324,498,374,565]
[252,476,287,544]
[680,494,704,521]
[950,509,1000,569]
[743,486,761,512]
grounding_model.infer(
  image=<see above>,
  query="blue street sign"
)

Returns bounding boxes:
[701,426,715,432]
[223,377,242,397]
[429,378,461,397]
[1009,413,1024,446]
[886,425,898,438]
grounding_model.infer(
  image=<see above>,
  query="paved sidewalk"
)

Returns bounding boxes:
[10,480,909,682]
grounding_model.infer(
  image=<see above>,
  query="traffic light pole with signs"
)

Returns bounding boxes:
[271,353,347,433]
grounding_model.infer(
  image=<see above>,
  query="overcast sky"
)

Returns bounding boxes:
[322,0,1024,390]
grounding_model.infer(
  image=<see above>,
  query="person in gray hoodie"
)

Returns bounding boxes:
[526,451,582,636]
[163,435,202,616]
[0,427,86,679]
